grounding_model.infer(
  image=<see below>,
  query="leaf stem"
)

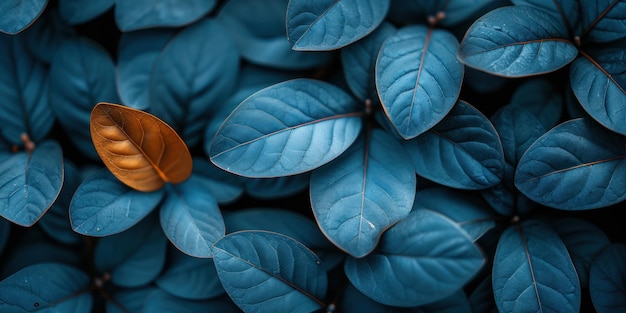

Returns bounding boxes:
[20,133,35,153]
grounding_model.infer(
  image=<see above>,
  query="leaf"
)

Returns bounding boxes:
[511,0,580,34]
[440,0,509,27]
[160,176,225,258]
[114,0,217,32]
[403,100,504,190]
[90,102,193,192]
[19,6,76,65]
[0,35,54,146]
[508,77,564,130]
[216,0,333,70]
[49,36,120,160]
[580,0,626,43]
[95,213,167,288]
[0,140,63,227]
[149,18,240,147]
[69,168,164,236]
[376,25,464,139]
[344,209,485,307]
[310,129,416,258]
[244,174,310,199]
[58,0,114,25]
[142,290,241,313]
[570,48,626,135]
[116,28,177,111]
[0,0,48,34]
[515,118,626,210]
[387,0,503,27]
[106,285,158,313]
[0,262,92,312]
[191,157,244,205]
[457,6,578,77]
[209,78,363,177]
[340,282,396,313]
[589,243,626,313]
[492,220,581,313]
[286,0,390,51]
[212,230,328,313]
[156,247,224,300]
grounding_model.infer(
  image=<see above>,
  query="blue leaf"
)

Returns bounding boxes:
[458,6,578,77]
[589,243,626,313]
[149,18,239,147]
[212,230,328,313]
[441,0,509,27]
[286,0,390,51]
[245,173,310,199]
[116,28,176,111]
[511,0,580,34]
[58,0,114,25]
[340,282,397,313]
[387,0,504,27]
[580,0,626,43]
[69,168,164,236]
[508,78,564,130]
[216,0,333,70]
[0,140,63,227]
[18,6,76,64]
[570,48,626,135]
[155,247,224,300]
[106,285,158,313]
[95,213,167,288]
[376,25,463,139]
[404,100,504,190]
[142,290,241,313]
[341,21,396,102]
[0,35,53,146]
[224,208,344,271]
[0,262,91,312]
[0,0,48,34]
[492,220,581,313]
[114,0,217,32]
[550,217,611,288]
[515,118,626,210]
[310,129,416,258]
[469,276,497,313]
[415,289,473,313]
[160,176,225,258]
[191,157,244,205]
[413,187,495,241]
[49,36,120,160]
[344,209,485,307]
[209,78,363,177]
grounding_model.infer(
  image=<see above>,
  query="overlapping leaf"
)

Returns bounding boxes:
[58,0,114,25]
[90,102,193,192]
[0,0,48,34]
[589,243,626,313]
[114,0,217,32]
[142,291,240,313]
[209,78,363,177]
[376,25,463,139]
[580,0,626,43]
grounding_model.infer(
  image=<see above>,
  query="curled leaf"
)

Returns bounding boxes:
[90,102,192,192]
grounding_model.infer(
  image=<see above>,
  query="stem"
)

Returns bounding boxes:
[20,133,35,153]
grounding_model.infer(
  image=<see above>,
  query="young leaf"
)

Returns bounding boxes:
[580,0,626,43]
[212,230,328,313]
[160,176,225,258]
[90,102,193,192]
[376,25,464,139]
[69,168,164,236]
[0,0,48,34]
[310,129,416,258]
[0,140,63,227]
[209,78,363,177]
[156,247,224,300]
[58,0,114,25]
[344,209,485,307]
[114,0,217,32]
[515,118,626,210]
[458,6,578,77]
[589,243,626,313]
[492,220,581,313]
[0,262,92,312]
[286,0,390,51]
[403,100,504,190]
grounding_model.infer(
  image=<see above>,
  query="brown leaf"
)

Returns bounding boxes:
[90,102,193,192]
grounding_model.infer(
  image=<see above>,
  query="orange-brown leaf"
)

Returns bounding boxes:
[90,102,193,192]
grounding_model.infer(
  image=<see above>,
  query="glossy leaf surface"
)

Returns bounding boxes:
[0,262,91,312]
[515,118,626,210]
[458,6,578,77]
[570,48,626,135]
[345,209,485,307]
[404,100,504,190]
[156,247,224,300]
[310,129,416,258]
[0,0,48,34]
[580,0,626,43]
[376,25,463,139]
[286,0,390,51]
[69,168,164,236]
[212,230,327,313]
[209,78,362,177]
[114,0,217,32]
[160,176,224,258]
[90,102,193,192]
[0,140,63,227]
[589,243,626,313]
[58,0,114,25]
[493,220,580,313]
